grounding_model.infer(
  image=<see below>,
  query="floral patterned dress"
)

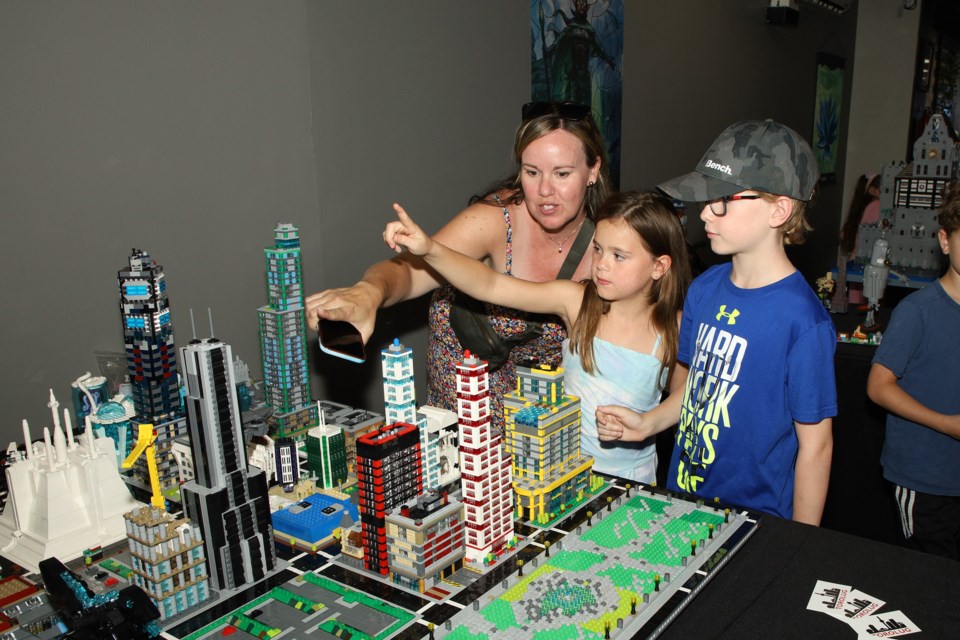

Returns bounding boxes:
[426,198,567,432]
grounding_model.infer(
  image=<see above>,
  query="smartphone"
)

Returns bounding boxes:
[318,319,366,363]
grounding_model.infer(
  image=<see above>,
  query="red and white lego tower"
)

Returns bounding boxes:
[456,351,513,563]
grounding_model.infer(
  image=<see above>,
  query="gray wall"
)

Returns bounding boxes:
[1,2,863,445]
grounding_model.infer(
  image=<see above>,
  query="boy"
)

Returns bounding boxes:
[866,183,960,560]
[597,120,836,525]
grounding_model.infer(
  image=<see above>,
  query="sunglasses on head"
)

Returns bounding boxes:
[521,101,591,122]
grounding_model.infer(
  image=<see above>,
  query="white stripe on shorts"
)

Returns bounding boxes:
[895,484,915,539]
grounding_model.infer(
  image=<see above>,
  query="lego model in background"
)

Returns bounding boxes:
[86,392,136,468]
[385,489,465,593]
[382,339,418,425]
[232,354,253,413]
[862,237,892,329]
[305,411,348,489]
[382,339,441,490]
[504,363,599,526]
[170,434,194,484]
[274,437,299,491]
[38,557,161,639]
[456,351,514,565]
[122,423,167,510]
[418,404,460,488]
[0,394,138,573]
[355,422,423,575]
[118,248,187,493]
[859,113,956,272]
[179,330,278,592]
[245,433,276,482]
[271,488,358,552]
[123,506,210,621]
[258,223,318,439]
[322,401,384,476]
[70,373,109,429]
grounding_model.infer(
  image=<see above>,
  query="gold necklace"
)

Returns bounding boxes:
[541,216,586,253]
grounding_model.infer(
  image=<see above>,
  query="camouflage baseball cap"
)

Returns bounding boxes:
[658,119,819,202]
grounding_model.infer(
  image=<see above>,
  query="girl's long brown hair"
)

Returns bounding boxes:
[569,191,691,388]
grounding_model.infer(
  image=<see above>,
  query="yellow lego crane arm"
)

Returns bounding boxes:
[122,423,164,510]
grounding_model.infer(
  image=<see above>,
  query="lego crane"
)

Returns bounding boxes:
[122,423,165,510]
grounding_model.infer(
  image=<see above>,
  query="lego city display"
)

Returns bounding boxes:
[0,227,761,640]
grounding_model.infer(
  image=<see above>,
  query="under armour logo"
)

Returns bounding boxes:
[716,305,740,325]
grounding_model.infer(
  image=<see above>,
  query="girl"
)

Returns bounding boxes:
[835,172,881,309]
[384,191,691,483]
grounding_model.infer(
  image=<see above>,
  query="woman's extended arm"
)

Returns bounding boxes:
[384,203,582,325]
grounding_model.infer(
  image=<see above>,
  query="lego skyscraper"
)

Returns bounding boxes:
[180,335,276,591]
[382,339,440,490]
[504,363,594,525]
[258,223,318,439]
[355,422,423,575]
[456,352,513,563]
[306,417,348,489]
[124,506,210,620]
[118,248,186,489]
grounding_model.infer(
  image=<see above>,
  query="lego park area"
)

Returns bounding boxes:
[0,221,762,640]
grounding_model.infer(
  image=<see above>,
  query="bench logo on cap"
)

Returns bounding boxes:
[704,159,733,176]
[659,119,819,203]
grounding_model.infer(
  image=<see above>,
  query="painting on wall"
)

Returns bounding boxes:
[812,53,845,184]
[530,0,624,187]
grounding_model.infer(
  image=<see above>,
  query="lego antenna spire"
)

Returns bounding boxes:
[22,420,32,461]
[189,308,197,340]
[207,308,215,339]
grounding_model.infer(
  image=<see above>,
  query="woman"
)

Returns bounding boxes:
[306,102,610,430]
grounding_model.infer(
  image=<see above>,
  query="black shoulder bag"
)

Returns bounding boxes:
[448,218,595,371]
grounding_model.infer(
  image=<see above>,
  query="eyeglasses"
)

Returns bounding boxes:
[521,101,591,122]
[698,194,763,217]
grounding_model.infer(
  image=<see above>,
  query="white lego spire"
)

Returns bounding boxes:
[22,420,32,461]
[63,409,76,450]
[43,428,54,471]
[84,416,98,458]
[53,419,67,466]
[47,390,59,430]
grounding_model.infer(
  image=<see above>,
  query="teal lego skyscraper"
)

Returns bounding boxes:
[258,223,318,439]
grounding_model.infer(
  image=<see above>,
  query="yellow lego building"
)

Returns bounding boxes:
[504,363,596,525]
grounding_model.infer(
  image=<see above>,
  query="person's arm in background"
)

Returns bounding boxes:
[867,364,960,438]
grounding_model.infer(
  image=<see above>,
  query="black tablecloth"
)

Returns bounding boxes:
[660,515,960,639]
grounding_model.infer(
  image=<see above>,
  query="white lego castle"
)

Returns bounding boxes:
[0,391,138,573]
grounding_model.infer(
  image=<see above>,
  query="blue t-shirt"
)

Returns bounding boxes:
[666,264,837,519]
[873,281,960,495]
